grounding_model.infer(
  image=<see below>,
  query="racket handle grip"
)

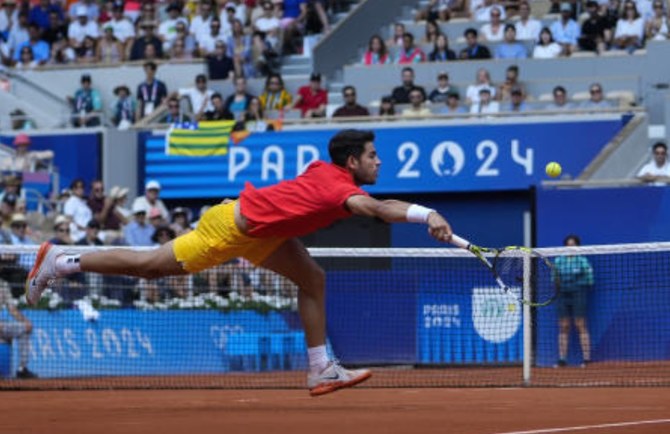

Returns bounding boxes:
[450,234,471,249]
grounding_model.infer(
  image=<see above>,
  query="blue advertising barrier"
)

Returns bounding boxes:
[141,119,624,199]
[11,310,305,378]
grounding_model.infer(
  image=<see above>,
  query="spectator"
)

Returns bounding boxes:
[259,72,292,111]
[415,0,455,21]
[9,109,36,130]
[75,218,103,246]
[206,40,235,80]
[123,202,154,246]
[253,1,280,34]
[459,28,492,59]
[43,10,69,52]
[69,74,102,128]
[202,92,234,120]
[190,0,215,42]
[278,0,307,54]
[97,25,124,63]
[107,185,131,226]
[580,83,614,109]
[553,234,593,368]
[5,12,29,60]
[236,96,272,132]
[645,0,668,40]
[480,6,505,41]
[502,87,528,112]
[6,213,33,291]
[134,1,157,31]
[67,5,99,53]
[170,206,191,236]
[0,281,37,378]
[158,3,188,50]
[465,68,496,105]
[362,34,392,65]
[0,0,18,41]
[169,35,194,60]
[87,179,117,234]
[219,3,237,40]
[160,96,191,123]
[515,1,542,41]
[132,179,169,221]
[197,15,224,56]
[473,0,506,22]
[497,65,525,102]
[428,34,456,62]
[396,32,426,64]
[14,23,50,65]
[378,95,395,116]
[469,88,500,115]
[49,214,74,245]
[227,19,254,77]
[224,76,255,120]
[636,142,670,185]
[613,0,644,53]
[386,22,405,47]
[441,92,467,114]
[579,0,609,53]
[428,72,459,104]
[401,88,431,118]
[30,0,64,31]
[0,133,53,172]
[0,192,17,227]
[391,67,427,104]
[107,1,135,49]
[495,24,528,59]
[292,72,327,118]
[252,27,281,75]
[332,86,369,118]
[64,178,93,242]
[129,20,162,60]
[148,207,164,230]
[545,85,575,111]
[136,61,168,120]
[550,2,580,55]
[533,27,562,59]
[177,73,215,117]
[74,35,97,64]
[422,19,442,45]
[68,0,99,21]
[604,0,622,30]
[14,48,37,72]
[111,85,136,128]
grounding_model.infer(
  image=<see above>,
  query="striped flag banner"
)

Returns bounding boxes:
[165,120,235,156]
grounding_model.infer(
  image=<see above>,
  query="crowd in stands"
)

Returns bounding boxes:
[0,0,332,71]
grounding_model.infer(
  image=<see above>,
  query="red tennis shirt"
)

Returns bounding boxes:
[239,161,368,238]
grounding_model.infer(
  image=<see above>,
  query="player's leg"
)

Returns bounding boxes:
[259,238,371,396]
[573,290,591,364]
[557,294,571,366]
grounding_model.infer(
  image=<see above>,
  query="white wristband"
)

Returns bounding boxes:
[406,204,436,223]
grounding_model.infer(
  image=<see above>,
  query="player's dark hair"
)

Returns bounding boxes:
[563,234,581,246]
[329,130,375,167]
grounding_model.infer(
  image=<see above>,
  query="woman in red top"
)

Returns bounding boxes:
[27,130,453,396]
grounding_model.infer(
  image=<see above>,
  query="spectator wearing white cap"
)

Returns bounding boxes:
[123,201,155,246]
[67,5,100,50]
[131,180,169,221]
[49,214,75,245]
[0,133,54,172]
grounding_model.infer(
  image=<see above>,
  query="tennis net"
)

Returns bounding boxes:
[0,242,668,390]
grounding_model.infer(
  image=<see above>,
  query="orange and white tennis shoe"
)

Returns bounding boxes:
[25,242,63,305]
[307,361,372,397]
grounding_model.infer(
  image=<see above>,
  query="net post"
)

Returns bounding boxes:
[522,253,532,386]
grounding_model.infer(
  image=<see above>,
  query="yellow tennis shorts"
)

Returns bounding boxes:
[172,201,286,273]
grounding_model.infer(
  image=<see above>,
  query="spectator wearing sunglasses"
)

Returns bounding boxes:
[332,86,369,118]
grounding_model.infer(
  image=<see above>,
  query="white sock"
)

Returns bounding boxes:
[55,255,81,274]
[307,345,329,374]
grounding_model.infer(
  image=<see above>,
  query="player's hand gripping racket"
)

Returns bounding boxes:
[449,234,558,307]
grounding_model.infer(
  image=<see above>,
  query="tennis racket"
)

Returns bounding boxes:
[450,234,558,307]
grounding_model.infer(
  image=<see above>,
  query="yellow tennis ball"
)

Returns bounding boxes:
[545,162,562,178]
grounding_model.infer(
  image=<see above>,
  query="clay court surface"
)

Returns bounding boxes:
[0,386,668,434]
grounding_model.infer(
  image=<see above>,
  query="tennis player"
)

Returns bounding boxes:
[26,129,453,396]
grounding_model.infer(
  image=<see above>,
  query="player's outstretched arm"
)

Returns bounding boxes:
[345,195,453,242]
